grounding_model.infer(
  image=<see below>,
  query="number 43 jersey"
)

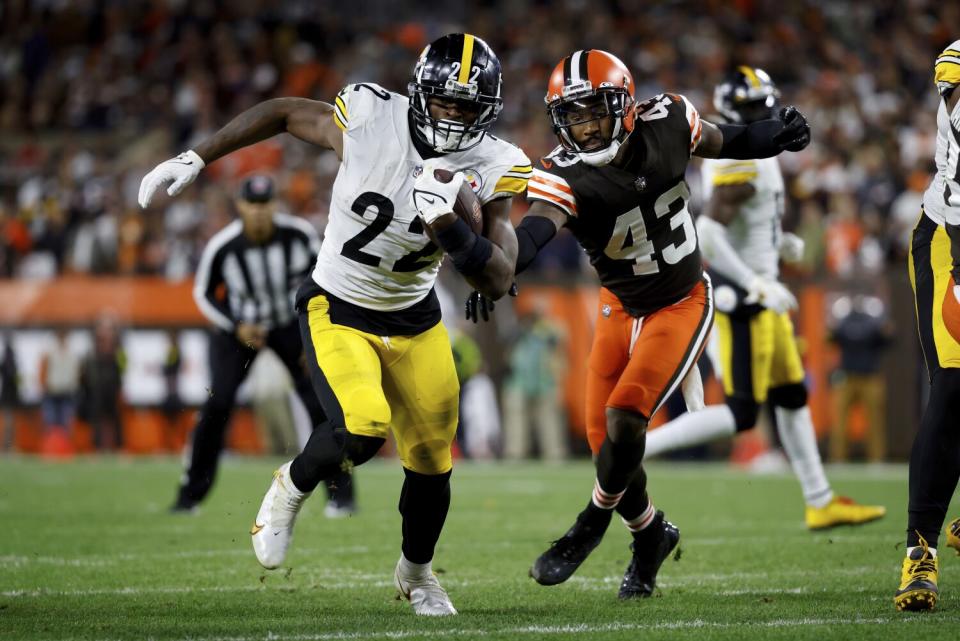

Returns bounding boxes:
[528,93,703,317]
[312,82,531,312]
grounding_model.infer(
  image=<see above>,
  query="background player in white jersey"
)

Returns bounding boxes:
[138,33,531,616]
[642,68,885,531]
[895,40,960,612]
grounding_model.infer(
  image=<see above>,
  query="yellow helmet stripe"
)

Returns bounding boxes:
[458,34,475,84]
[738,65,761,88]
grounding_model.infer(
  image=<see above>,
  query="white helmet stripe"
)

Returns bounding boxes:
[570,50,584,83]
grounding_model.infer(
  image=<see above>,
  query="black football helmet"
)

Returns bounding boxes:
[714,66,780,124]
[408,33,503,153]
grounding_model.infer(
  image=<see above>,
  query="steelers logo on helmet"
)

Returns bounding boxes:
[544,50,636,166]
[408,33,504,153]
[714,66,780,124]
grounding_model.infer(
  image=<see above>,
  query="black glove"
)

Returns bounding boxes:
[773,106,811,152]
[465,282,519,323]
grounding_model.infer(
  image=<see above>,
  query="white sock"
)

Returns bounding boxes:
[622,502,657,532]
[397,553,432,580]
[907,546,937,558]
[592,478,625,510]
[644,405,736,459]
[774,406,833,508]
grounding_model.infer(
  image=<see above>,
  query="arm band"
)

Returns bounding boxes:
[515,215,559,274]
[435,217,493,277]
[717,120,784,159]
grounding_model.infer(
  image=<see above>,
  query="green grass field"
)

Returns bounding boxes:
[3,456,959,640]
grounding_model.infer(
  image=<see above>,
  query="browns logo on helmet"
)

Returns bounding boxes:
[544,50,636,166]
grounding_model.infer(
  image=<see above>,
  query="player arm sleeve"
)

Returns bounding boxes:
[193,245,235,332]
[695,216,758,290]
[516,215,559,275]
[716,120,785,159]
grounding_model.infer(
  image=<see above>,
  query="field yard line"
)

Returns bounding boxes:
[0,568,884,599]
[103,616,953,641]
[0,546,371,567]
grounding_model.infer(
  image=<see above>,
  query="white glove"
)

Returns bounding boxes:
[745,275,798,314]
[412,160,464,225]
[779,232,805,264]
[681,365,705,412]
[138,150,206,208]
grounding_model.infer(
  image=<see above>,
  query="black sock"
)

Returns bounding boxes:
[399,468,452,564]
[595,434,645,497]
[615,469,650,522]
[580,500,614,528]
[290,428,383,493]
[907,368,960,547]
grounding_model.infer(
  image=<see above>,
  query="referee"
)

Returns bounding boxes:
[173,175,354,514]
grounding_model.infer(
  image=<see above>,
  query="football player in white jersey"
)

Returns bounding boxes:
[641,67,885,530]
[138,33,531,616]
[895,40,960,612]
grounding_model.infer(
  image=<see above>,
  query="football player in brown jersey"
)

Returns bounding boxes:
[468,49,810,599]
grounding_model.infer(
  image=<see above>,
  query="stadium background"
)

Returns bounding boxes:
[0,0,954,461]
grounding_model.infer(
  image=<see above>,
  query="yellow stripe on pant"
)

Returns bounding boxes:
[304,294,460,474]
[909,214,960,374]
[716,308,806,403]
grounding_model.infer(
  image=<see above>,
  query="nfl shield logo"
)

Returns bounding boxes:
[601,304,612,318]
[634,176,646,191]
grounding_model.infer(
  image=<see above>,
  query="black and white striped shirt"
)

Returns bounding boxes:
[194,213,321,332]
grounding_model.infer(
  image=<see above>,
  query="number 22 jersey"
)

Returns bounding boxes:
[527,93,704,317]
[311,83,531,318]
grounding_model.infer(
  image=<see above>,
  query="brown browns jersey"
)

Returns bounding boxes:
[528,93,704,317]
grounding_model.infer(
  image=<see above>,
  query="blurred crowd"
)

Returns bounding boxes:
[0,0,955,282]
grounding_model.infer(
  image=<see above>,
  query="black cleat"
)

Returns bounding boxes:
[530,506,612,586]
[618,511,679,599]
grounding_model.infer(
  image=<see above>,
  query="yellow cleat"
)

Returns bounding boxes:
[894,535,939,612]
[805,496,886,530]
[947,518,960,556]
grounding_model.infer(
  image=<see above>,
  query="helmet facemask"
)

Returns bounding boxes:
[549,89,633,166]
[409,84,501,152]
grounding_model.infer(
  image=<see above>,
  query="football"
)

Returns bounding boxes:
[434,168,484,235]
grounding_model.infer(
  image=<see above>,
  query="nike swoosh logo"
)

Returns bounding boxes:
[170,160,194,166]
[250,523,265,535]
[419,196,436,205]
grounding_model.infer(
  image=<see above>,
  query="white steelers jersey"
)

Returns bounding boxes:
[700,156,785,279]
[312,83,531,311]
[922,40,960,227]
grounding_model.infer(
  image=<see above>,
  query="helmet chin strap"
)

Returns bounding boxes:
[577,139,621,166]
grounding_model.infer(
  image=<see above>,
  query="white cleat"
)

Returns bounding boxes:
[394,559,458,616]
[251,462,310,569]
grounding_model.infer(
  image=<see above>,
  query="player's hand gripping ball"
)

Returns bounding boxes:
[412,160,483,233]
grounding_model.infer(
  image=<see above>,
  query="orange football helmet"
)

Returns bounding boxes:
[544,50,636,165]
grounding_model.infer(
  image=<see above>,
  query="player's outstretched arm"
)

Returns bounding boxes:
[139,98,342,208]
[694,106,811,160]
